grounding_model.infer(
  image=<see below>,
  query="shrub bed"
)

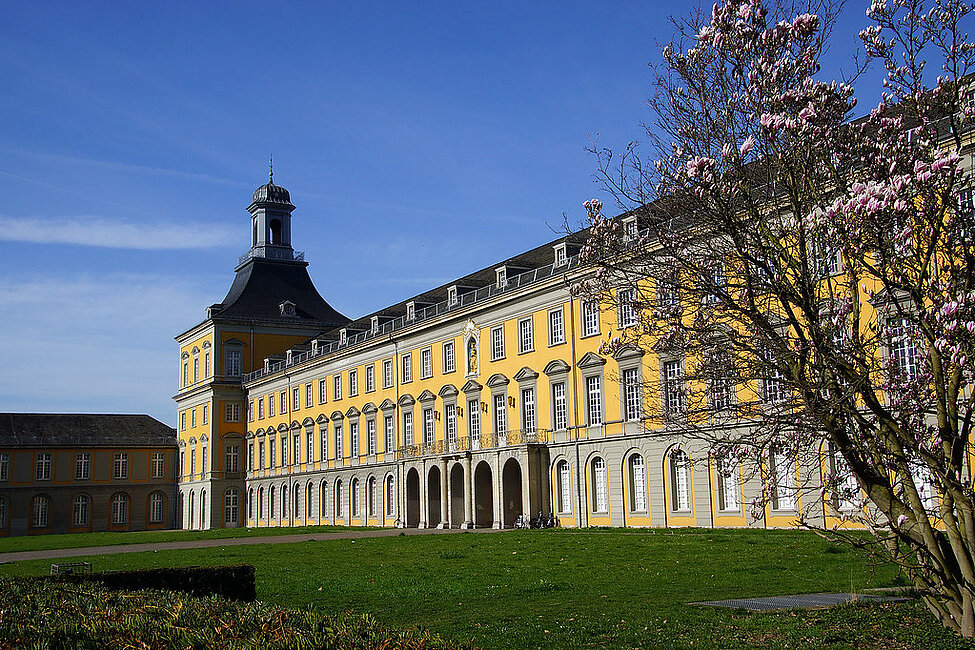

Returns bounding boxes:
[47,564,256,601]
[0,578,471,649]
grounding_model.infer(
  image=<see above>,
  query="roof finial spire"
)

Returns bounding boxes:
[269,154,274,184]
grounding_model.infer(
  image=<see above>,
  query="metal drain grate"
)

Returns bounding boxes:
[693,592,910,611]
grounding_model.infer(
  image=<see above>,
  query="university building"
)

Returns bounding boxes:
[176,177,859,532]
[0,414,177,536]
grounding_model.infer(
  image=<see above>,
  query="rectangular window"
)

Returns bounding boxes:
[889,317,919,381]
[182,361,188,387]
[468,399,481,440]
[319,379,328,404]
[764,364,788,404]
[227,445,240,473]
[518,317,533,354]
[770,449,795,510]
[202,404,209,425]
[280,391,287,414]
[367,420,377,455]
[423,408,434,444]
[293,434,300,466]
[293,386,300,411]
[75,452,91,480]
[717,458,740,511]
[365,364,375,392]
[248,401,254,422]
[586,375,602,425]
[248,443,254,471]
[521,387,536,432]
[259,440,265,469]
[333,375,342,400]
[403,412,414,446]
[191,409,197,428]
[260,398,266,419]
[496,267,507,288]
[554,245,567,267]
[190,448,197,476]
[420,348,433,379]
[113,452,128,480]
[664,360,685,415]
[657,281,680,311]
[581,300,600,337]
[269,439,275,467]
[623,368,642,421]
[383,359,394,388]
[204,352,211,377]
[552,382,568,431]
[151,452,165,478]
[384,415,395,452]
[334,424,343,460]
[447,286,458,305]
[306,383,313,408]
[401,353,413,383]
[180,411,186,430]
[0,453,7,481]
[202,445,208,476]
[307,431,313,463]
[494,394,507,435]
[442,341,455,373]
[491,326,505,360]
[320,427,328,462]
[549,308,565,345]
[226,349,242,376]
[618,287,637,328]
[268,395,274,417]
[280,437,286,467]
[350,422,359,458]
[445,404,457,442]
[225,402,241,423]
[193,357,199,383]
[349,369,358,396]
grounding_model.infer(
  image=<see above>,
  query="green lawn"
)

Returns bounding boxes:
[0,524,368,554]
[1,528,971,649]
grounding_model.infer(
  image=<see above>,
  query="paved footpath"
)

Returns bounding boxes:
[0,527,502,564]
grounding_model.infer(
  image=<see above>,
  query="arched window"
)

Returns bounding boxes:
[717,457,740,511]
[269,218,282,245]
[590,457,608,513]
[0,496,7,530]
[269,486,276,520]
[367,477,376,517]
[351,478,360,518]
[111,493,129,525]
[306,482,313,518]
[201,490,207,527]
[320,481,328,518]
[281,484,289,520]
[72,494,90,527]
[293,484,300,520]
[769,447,794,510]
[149,492,165,524]
[336,480,344,518]
[628,455,647,512]
[32,495,50,528]
[670,449,691,512]
[385,475,395,517]
[225,489,239,525]
[248,488,255,519]
[188,490,195,529]
[556,460,572,514]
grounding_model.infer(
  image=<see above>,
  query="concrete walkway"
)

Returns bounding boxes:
[0,527,502,564]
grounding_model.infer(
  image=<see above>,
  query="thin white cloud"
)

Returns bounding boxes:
[0,214,236,249]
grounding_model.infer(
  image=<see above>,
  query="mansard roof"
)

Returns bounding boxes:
[0,413,176,448]
[209,257,350,327]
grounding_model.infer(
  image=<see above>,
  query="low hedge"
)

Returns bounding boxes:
[0,578,471,649]
[46,564,256,601]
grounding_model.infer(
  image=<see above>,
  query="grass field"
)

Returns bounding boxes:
[0,524,366,554]
[1,527,971,649]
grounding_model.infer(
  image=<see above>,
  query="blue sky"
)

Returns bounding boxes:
[0,2,876,424]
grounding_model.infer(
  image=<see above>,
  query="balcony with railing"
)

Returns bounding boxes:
[394,429,553,459]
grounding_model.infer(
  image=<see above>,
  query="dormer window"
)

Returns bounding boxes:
[311,340,319,355]
[553,244,568,267]
[340,328,348,345]
[371,316,380,334]
[406,302,416,321]
[496,267,507,288]
[279,300,296,317]
[623,216,638,240]
[447,286,458,306]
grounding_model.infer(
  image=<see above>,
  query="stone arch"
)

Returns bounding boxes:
[405,467,421,528]
[501,457,523,528]
[473,460,494,528]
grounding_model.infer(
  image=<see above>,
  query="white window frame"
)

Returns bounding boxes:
[548,307,565,346]
[552,382,568,431]
[365,364,375,392]
[349,369,358,397]
[113,453,129,480]
[420,348,433,379]
[585,375,602,426]
[491,326,505,361]
[518,317,534,354]
[333,375,342,400]
[443,341,455,373]
[401,353,413,383]
[629,454,648,512]
[581,300,600,337]
[384,415,395,452]
[618,287,637,328]
[383,359,394,388]
[75,452,91,481]
[591,457,608,512]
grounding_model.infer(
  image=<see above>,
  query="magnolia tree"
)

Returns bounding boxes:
[577,0,975,636]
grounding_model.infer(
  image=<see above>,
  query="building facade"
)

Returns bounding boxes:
[0,414,177,536]
[177,178,850,532]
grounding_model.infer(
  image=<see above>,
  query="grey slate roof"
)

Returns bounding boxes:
[0,414,177,448]
[210,257,350,327]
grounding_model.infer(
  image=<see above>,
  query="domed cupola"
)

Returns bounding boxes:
[251,180,293,207]
[244,164,299,263]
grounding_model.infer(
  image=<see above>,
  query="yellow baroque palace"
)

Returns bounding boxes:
[174,178,844,531]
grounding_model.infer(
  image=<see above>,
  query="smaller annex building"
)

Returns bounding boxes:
[0,414,178,536]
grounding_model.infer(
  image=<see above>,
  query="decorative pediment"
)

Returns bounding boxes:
[513,366,538,382]
[245,431,255,439]
[192,346,200,354]
[202,340,211,349]
[188,436,197,444]
[543,359,571,375]
[181,351,189,359]
[379,398,397,411]
[612,345,645,362]
[398,393,415,407]
[302,417,315,427]
[362,402,377,415]
[462,379,483,393]
[316,414,329,425]
[418,389,437,402]
[345,406,361,418]
[290,420,301,430]
[276,423,289,433]
[255,428,266,437]
[486,373,509,388]
[577,352,607,369]
[178,439,187,447]
[224,338,245,347]
[330,410,344,421]
[221,431,242,440]
[200,434,208,442]
[438,384,458,398]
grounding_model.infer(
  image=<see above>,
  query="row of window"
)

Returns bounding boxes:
[0,492,167,530]
[248,475,396,522]
[0,452,166,482]
[179,443,239,479]
[178,402,243,432]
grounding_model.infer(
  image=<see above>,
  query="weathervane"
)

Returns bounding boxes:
[269,154,274,183]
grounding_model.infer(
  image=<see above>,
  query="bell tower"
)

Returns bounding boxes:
[246,164,296,260]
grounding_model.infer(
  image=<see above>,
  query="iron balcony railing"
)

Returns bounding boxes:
[394,429,552,459]
[238,248,305,266]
